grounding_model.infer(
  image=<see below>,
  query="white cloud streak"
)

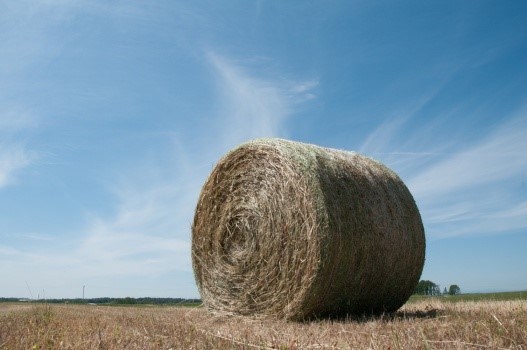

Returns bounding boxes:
[360,117,408,155]
[0,147,33,188]
[0,106,38,131]
[409,117,527,201]
[374,112,527,239]
[77,180,194,276]
[0,106,37,189]
[360,76,454,156]
[359,88,527,239]
[207,51,317,148]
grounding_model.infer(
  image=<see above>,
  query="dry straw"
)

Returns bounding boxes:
[192,138,425,320]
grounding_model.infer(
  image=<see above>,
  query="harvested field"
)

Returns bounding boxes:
[1,299,525,349]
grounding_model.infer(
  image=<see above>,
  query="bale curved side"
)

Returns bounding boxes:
[192,138,425,320]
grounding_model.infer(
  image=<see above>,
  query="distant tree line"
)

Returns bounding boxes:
[414,280,461,296]
[0,298,20,303]
[0,297,201,305]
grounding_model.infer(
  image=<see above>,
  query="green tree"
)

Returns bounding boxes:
[113,297,136,304]
[448,284,461,295]
[414,280,441,296]
[443,287,448,295]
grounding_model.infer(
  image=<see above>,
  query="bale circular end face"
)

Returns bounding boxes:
[192,138,425,320]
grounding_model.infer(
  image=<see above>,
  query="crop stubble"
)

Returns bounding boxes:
[0,299,525,349]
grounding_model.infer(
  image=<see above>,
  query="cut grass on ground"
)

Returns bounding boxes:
[409,290,527,303]
[1,297,525,349]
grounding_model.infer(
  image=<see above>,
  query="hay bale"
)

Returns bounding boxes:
[192,138,425,320]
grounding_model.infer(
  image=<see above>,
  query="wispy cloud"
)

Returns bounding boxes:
[409,117,527,200]
[0,170,197,295]
[0,147,32,188]
[0,106,38,132]
[77,180,194,276]
[13,233,56,241]
[206,51,318,148]
[359,77,454,156]
[0,106,37,189]
[365,106,527,239]
[360,116,409,155]
[409,117,527,237]
[0,2,67,78]
[0,245,21,256]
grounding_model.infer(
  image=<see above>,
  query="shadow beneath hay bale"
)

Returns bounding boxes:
[302,308,441,324]
[393,308,441,320]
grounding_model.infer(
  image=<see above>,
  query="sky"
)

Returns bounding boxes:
[1,1,526,299]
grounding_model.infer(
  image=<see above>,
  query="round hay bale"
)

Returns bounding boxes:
[192,138,425,320]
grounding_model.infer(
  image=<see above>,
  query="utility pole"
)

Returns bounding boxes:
[25,281,34,300]
[83,285,85,300]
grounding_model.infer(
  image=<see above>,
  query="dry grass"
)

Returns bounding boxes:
[193,138,425,320]
[1,299,525,349]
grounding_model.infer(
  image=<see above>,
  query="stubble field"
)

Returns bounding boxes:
[0,298,526,349]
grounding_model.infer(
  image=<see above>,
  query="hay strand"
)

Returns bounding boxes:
[192,138,425,320]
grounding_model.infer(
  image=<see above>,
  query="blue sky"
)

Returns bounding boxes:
[1,1,526,299]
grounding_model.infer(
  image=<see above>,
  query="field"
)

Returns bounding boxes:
[1,294,526,349]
